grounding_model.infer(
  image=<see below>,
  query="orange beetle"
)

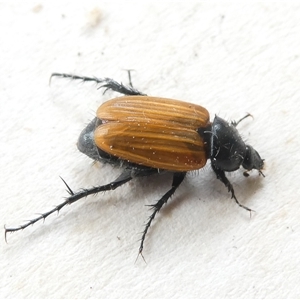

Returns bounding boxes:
[5,73,264,259]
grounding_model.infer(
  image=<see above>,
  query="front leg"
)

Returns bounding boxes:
[211,164,253,213]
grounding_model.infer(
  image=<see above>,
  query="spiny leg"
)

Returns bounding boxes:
[50,72,145,96]
[4,170,133,242]
[211,164,253,214]
[137,172,186,261]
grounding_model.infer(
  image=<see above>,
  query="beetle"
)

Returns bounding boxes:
[5,72,264,259]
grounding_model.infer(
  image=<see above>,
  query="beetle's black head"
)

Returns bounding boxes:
[242,144,264,171]
[209,115,264,173]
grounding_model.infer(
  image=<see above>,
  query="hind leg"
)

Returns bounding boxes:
[50,71,146,96]
[4,169,135,241]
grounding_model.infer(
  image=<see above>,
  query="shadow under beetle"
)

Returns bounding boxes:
[5,72,264,260]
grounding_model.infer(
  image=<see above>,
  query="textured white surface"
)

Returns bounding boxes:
[1,1,300,298]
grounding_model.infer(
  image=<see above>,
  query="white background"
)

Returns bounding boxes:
[1,1,299,298]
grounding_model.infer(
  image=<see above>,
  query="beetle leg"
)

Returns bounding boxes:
[50,73,146,96]
[211,164,253,213]
[137,172,186,261]
[231,113,253,127]
[99,78,146,96]
[4,170,134,242]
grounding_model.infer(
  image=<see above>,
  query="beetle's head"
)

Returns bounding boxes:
[210,115,264,174]
[242,144,264,175]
